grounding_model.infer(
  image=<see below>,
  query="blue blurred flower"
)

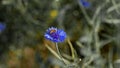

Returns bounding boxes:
[0,23,6,32]
[44,27,66,43]
[80,0,91,8]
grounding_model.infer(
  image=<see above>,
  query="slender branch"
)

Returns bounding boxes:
[55,43,67,65]
[45,44,70,64]
[111,0,120,14]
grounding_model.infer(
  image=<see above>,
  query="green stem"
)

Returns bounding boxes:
[55,43,67,65]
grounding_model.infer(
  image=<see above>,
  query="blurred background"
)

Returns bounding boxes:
[0,0,120,68]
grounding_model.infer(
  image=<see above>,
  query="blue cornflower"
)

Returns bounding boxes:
[80,0,91,8]
[44,27,66,43]
[0,23,6,32]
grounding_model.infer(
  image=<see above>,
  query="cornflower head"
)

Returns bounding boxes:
[44,27,66,43]
[80,0,91,8]
[0,23,6,32]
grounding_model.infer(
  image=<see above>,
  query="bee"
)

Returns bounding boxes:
[50,29,56,34]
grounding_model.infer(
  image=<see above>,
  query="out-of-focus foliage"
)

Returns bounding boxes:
[0,0,120,68]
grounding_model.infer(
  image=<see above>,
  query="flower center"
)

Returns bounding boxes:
[50,29,59,39]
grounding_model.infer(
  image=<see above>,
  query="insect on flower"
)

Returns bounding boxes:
[44,27,66,43]
[50,29,56,34]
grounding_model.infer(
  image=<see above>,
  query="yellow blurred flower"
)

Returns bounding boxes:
[50,10,58,19]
